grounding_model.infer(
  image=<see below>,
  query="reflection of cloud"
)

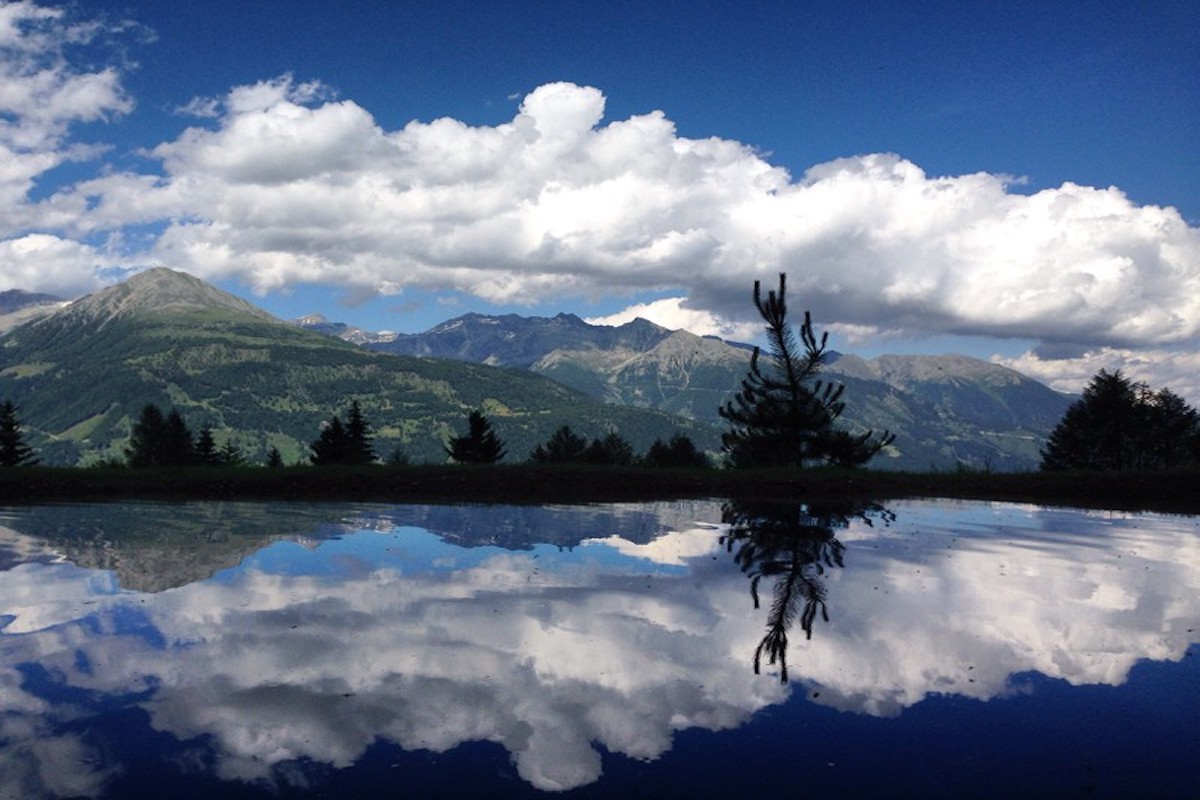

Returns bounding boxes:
[0,731,115,800]
[798,503,1200,715]
[583,524,723,566]
[0,500,1197,793]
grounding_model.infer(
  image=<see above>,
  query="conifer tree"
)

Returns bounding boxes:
[343,400,377,465]
[445,410,506,464]
[126,404,196,467]
[310,402,377,466]
[162,409,196,466]
[719,274,892,468]
[642,433,710,469]
[195,426,220,465]
[1041,370,1200,471]
[528,425,588,463]
[0,401,37,467]
[582,432,635,466]
[310,415,350,465]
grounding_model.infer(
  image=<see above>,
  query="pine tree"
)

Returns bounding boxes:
[310,402,377,466]
[310,415,350,465]
[719,274,892,468]
[642,433,710,469]
[195,426,220,466]
[1041,370,1200,471]
[445,410,506,464]
[266,446,284,468]
[162,409,196,466]
[582,432,635,466]
[343,400,377,465]
[0,401,37,467]
[528,425,588,463]
[126,405,196,467]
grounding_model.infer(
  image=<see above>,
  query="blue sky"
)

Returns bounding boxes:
[1,0,1197,398]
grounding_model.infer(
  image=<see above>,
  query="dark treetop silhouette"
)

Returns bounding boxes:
[445,409,507,464]
[1041,368,1200,471]
[0,400,38,467]
[720,273,893,468]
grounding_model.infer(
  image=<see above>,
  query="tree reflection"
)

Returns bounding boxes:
[722,499,893,682]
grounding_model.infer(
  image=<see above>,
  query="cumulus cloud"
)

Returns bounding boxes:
[0,233,110,294]
[0,4,1196,397]
[994,345,1200,403]
[586,296,761,340]
[0,1,137,236]
[66,78,1194,352]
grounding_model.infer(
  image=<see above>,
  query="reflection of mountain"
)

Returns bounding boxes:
[1,500,1197,796]
[0,502,699,592]
[722,499,893,681]
[0,502,355,592]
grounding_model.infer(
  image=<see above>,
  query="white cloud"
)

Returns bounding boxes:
[0,233,108,295]
[994,345,1200,400]
[0,5,1196,398]
[0,0,139,288]
[586,296,761,340]
[58,80,1196,347]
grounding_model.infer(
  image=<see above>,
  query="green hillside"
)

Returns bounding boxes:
[0,270,717,465]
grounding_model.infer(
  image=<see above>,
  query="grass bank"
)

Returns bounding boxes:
[0,464,1196,514]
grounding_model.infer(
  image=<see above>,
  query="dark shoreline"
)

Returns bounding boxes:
[1,464,1197,514]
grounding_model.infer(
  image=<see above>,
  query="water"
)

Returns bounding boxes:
[0,499,1197,799]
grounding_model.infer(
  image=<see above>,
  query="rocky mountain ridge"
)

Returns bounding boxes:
[0,269,713,465]
[297,310,1073,471]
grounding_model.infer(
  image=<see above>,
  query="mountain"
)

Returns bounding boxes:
[0,289,66,334]
[369,311,671,367]
[0,269,717,465]
[293,313,394,345]
[355,312,1072,471]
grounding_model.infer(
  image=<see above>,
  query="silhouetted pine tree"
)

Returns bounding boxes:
[126,404,195,467]
[162,409,196,465]
[310,415,350,465]
[528,425,588,463]
[445,410,506,464]
[195,426,220,466]
[0,401,37,467]
[343,400,377,465]
[310,402,377,466]
[719,274,892,468]
[641,433,710,469]
[1041,370,1200,470]
[582,432,635,466]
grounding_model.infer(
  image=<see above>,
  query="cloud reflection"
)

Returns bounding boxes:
[0,500,1197,794]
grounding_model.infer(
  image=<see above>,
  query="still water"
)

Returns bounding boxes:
[1,499,1197,799]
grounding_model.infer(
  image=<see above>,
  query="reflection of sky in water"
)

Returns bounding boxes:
[0,499,1197,798]
[238,525,692,581]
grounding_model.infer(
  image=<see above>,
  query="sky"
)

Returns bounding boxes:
[1,0,1197,400]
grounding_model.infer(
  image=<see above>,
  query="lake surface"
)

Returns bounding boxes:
[1,498,1197,799]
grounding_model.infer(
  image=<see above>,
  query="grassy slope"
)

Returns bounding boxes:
[0,307,718,465]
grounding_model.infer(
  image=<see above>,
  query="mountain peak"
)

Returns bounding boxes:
[63,268,276,326]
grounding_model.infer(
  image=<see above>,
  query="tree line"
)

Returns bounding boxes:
[1040,369,1200,471]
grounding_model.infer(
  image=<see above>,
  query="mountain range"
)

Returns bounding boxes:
[307,311,1073,471]
[0,268,1073,470]
[0,269,712,466]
